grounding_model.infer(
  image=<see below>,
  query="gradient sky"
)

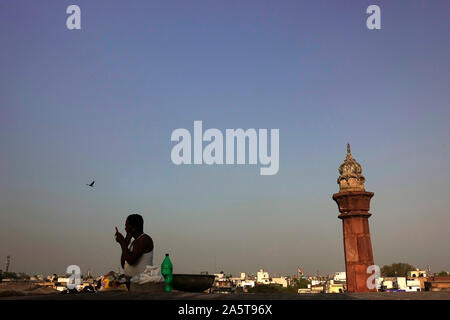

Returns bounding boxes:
[1,0,449,277]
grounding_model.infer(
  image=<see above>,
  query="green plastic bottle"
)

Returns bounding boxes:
[161,253,173,292]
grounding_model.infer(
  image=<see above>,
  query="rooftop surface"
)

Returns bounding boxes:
[3,291,450,300]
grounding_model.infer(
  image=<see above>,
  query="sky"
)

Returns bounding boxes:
[0,0,449,277]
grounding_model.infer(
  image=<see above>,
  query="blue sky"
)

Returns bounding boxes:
[0,0,449,276]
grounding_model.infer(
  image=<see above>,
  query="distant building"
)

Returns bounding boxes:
[425,276,450,292]
[378,277,421,292]
[405,279,421,292]
[408,269,427,278]
[405,269,428,290]
[271,277,288,288]
[333,272,346,282]
[256,269,270,285]
[297,288,309,294]
[327,280,346,293]
[311,284,325,293]
[311,279,325,286]
[396,277,407,291]
[214,272,226,280]
[240,280,256,290]
[381,278,394,290]
[212,272,235,293]
[54,277,70,292]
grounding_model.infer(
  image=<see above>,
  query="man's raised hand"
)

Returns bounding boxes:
[114,227,125,244]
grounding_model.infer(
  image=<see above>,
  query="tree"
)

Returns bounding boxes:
[2,272,18,279]
[437,271,449,277]
[248,284,299,294]
[381,263,415,277]
[293,278,310,289]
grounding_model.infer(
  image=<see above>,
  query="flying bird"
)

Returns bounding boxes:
[86,180,95,187]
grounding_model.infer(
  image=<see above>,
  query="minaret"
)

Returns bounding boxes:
[5,256,10,273]
[332,144,376,292]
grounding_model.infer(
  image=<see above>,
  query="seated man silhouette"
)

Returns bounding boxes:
[114,214,154,278]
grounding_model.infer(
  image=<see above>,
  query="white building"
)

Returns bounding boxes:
[257,269,270,284]
[214,273,226,280]
[54,277,70,292]
[271,277,288,288]
[240,280,255,288]
[311,279,325,286]
[382,279,394,289]
[396,277,407,290]
[406,279,421,292]
[333,272,346,282]
[395,277,421,292]
[408,269,427,278]
[380,277,421,292]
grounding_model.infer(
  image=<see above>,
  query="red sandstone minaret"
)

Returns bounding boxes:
[332,144,376,293]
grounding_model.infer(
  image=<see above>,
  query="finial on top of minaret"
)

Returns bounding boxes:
[337,143,365,192]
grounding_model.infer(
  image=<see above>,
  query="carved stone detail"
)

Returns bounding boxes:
[337,143,365,192]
